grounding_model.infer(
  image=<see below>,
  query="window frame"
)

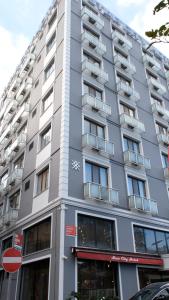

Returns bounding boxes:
[44,58,55,82]
[36,166,49,195]
[39,125,51,151]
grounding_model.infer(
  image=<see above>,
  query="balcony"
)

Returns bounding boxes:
[114,55,136,75]
[0,92,15,120]
[4,100,18,123]
[0,216,3,230]
[112,31,132,51]
[0,149,11,166]
[9,77,22,93]
[148,78,166,95]
[11,103,30,130]
[7,168,23,187]
[120,113,145,133]
[82,133,114,157]
[152,102,169,121]
[143,54,161,72]
[128,195,158,216]
[3,208,19,226]
[82,94,111,116]
[164,167,169,179]
[157,133,169,145]
[19,53,36,78]
[81,6,104,30]
[82,31,106,56]
[165,70,169,81]
[82,60,108,84]
[84,182,119,205]
[0,182,8,195]
[16,77,33,103]
[117,82,140,102]
[123,150,151,169]
[9,133,27,154]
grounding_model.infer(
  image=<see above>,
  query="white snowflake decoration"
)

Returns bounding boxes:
[72,160,80,172]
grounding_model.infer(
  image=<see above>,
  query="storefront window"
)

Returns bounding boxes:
[78,215,115,250]
[138,268,169,289]
[78,260,119,300]
[24,218,51,255]
[19,259,49,300]
[134,226,169,255]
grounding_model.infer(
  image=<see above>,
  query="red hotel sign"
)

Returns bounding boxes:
[74,249,163,266]
[66,225,77,236]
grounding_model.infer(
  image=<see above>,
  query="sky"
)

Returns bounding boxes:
[0,0,168,96]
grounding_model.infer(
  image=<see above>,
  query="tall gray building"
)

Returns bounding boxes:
[1,0,169,299]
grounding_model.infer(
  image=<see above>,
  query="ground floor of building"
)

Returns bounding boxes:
[1,200,169,300]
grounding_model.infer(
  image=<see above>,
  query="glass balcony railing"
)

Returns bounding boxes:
[82,94,111,116]
[3,208,19,226]
[3,100,18,123]
[11,103,30,130]
[157,133,169,145]
[84,182,119,205]
[16,77,33,103]
[19,53,36,78]
[117,82,140,102]
[82,133,114,156]
[151,102,169,121]
[123,150,151,169]
[120,113,145,133]
[148,77,166,95]
[114,54,136,75]
[82,60,108,84]
[82,31,106,56]
[128,195,158,216]
[112,31,132,51]
[81,6,104,30]
[143,54,161,72]
[9,133,26,154]
[7,168,23,186]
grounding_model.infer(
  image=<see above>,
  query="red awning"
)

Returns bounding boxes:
[73,248,163,266]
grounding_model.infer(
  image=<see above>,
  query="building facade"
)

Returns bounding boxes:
[1,0,169,299]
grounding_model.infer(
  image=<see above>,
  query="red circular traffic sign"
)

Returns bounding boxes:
[2,247,22,273]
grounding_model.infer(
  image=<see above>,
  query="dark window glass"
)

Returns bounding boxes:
[78,260,118,300]
[44,59,55,81]
[155,231,168,254]
[162,153,168,168]
[2,237,12,252]
[85,162,108,187]
[78,215,115,250]
[32,109,37,118]
[9,190,20,209]
[84,119,105,138]
[134,227,146,253]
[40,126,51,150]
[48,11,57,29]
[123,136,139,153]
[29,141,34,151]
[42,88,53,113]
[46,32,56,54]
[84,82,102,99]
[24,218,51,255]
[128,176,146,197]
[19,259,49,300]
[138,267,169,289]
[25,180,30,191]
[144,229,157,254]
[37,167,49,194]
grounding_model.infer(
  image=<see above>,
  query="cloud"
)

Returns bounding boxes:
[0,25,29,97]
[129,0,169,57]
[117,0,146,7]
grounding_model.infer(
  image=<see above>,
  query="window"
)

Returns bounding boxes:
[42,88,53,113]
[78,215,115,250]
[37,167,49,194]
[34,80,39,88]
[134,225,169,255]
[32,109,37,118]
[83,25,99,39]
[156,122,168,135]
[84,82,102,100]
[18,122,27,134]
[24,218,51,255]
[40,126,51,150]
[1,172,8,188]
[44,59,55,81]
[123,136,139,153]
[0,204,3,216]
[29,141,34,151]
[25,180,30,191]
[85,162,108,187]
[19,259,49,300]
[117,74,131,86]
[14,154,24,169]
[120,103,135,117]
[83,52,100,67]
[162,153,168,168]
[9,190,20,209]
[48,10,57,29]
[139,267,169,289]
[46,32,56,54]
[146,69,158,80]
[151,94,163,106]
[84,119,105,138]
[1,237,12,253]
[114,47,128,59]
[128,176,146,197]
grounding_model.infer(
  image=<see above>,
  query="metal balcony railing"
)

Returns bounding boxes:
[112,31,132,51]
[82,94,111,116]
[120,113,145,133]
[114,54,136,75]
[81,6,104,30]
[82,31,106,56]
[143,54,161,72]
[3,208,19,225]
[148,77,166,95]
[82,133,114,156]
[84,182,119,205]
[157,133,169,145]
[19,53,36,78]
[129,195,158,216]
[123,150,151,169]
[151,102,169,121]
[82,60,108,84]
[117,82,140,102]
[16,77,33,103]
